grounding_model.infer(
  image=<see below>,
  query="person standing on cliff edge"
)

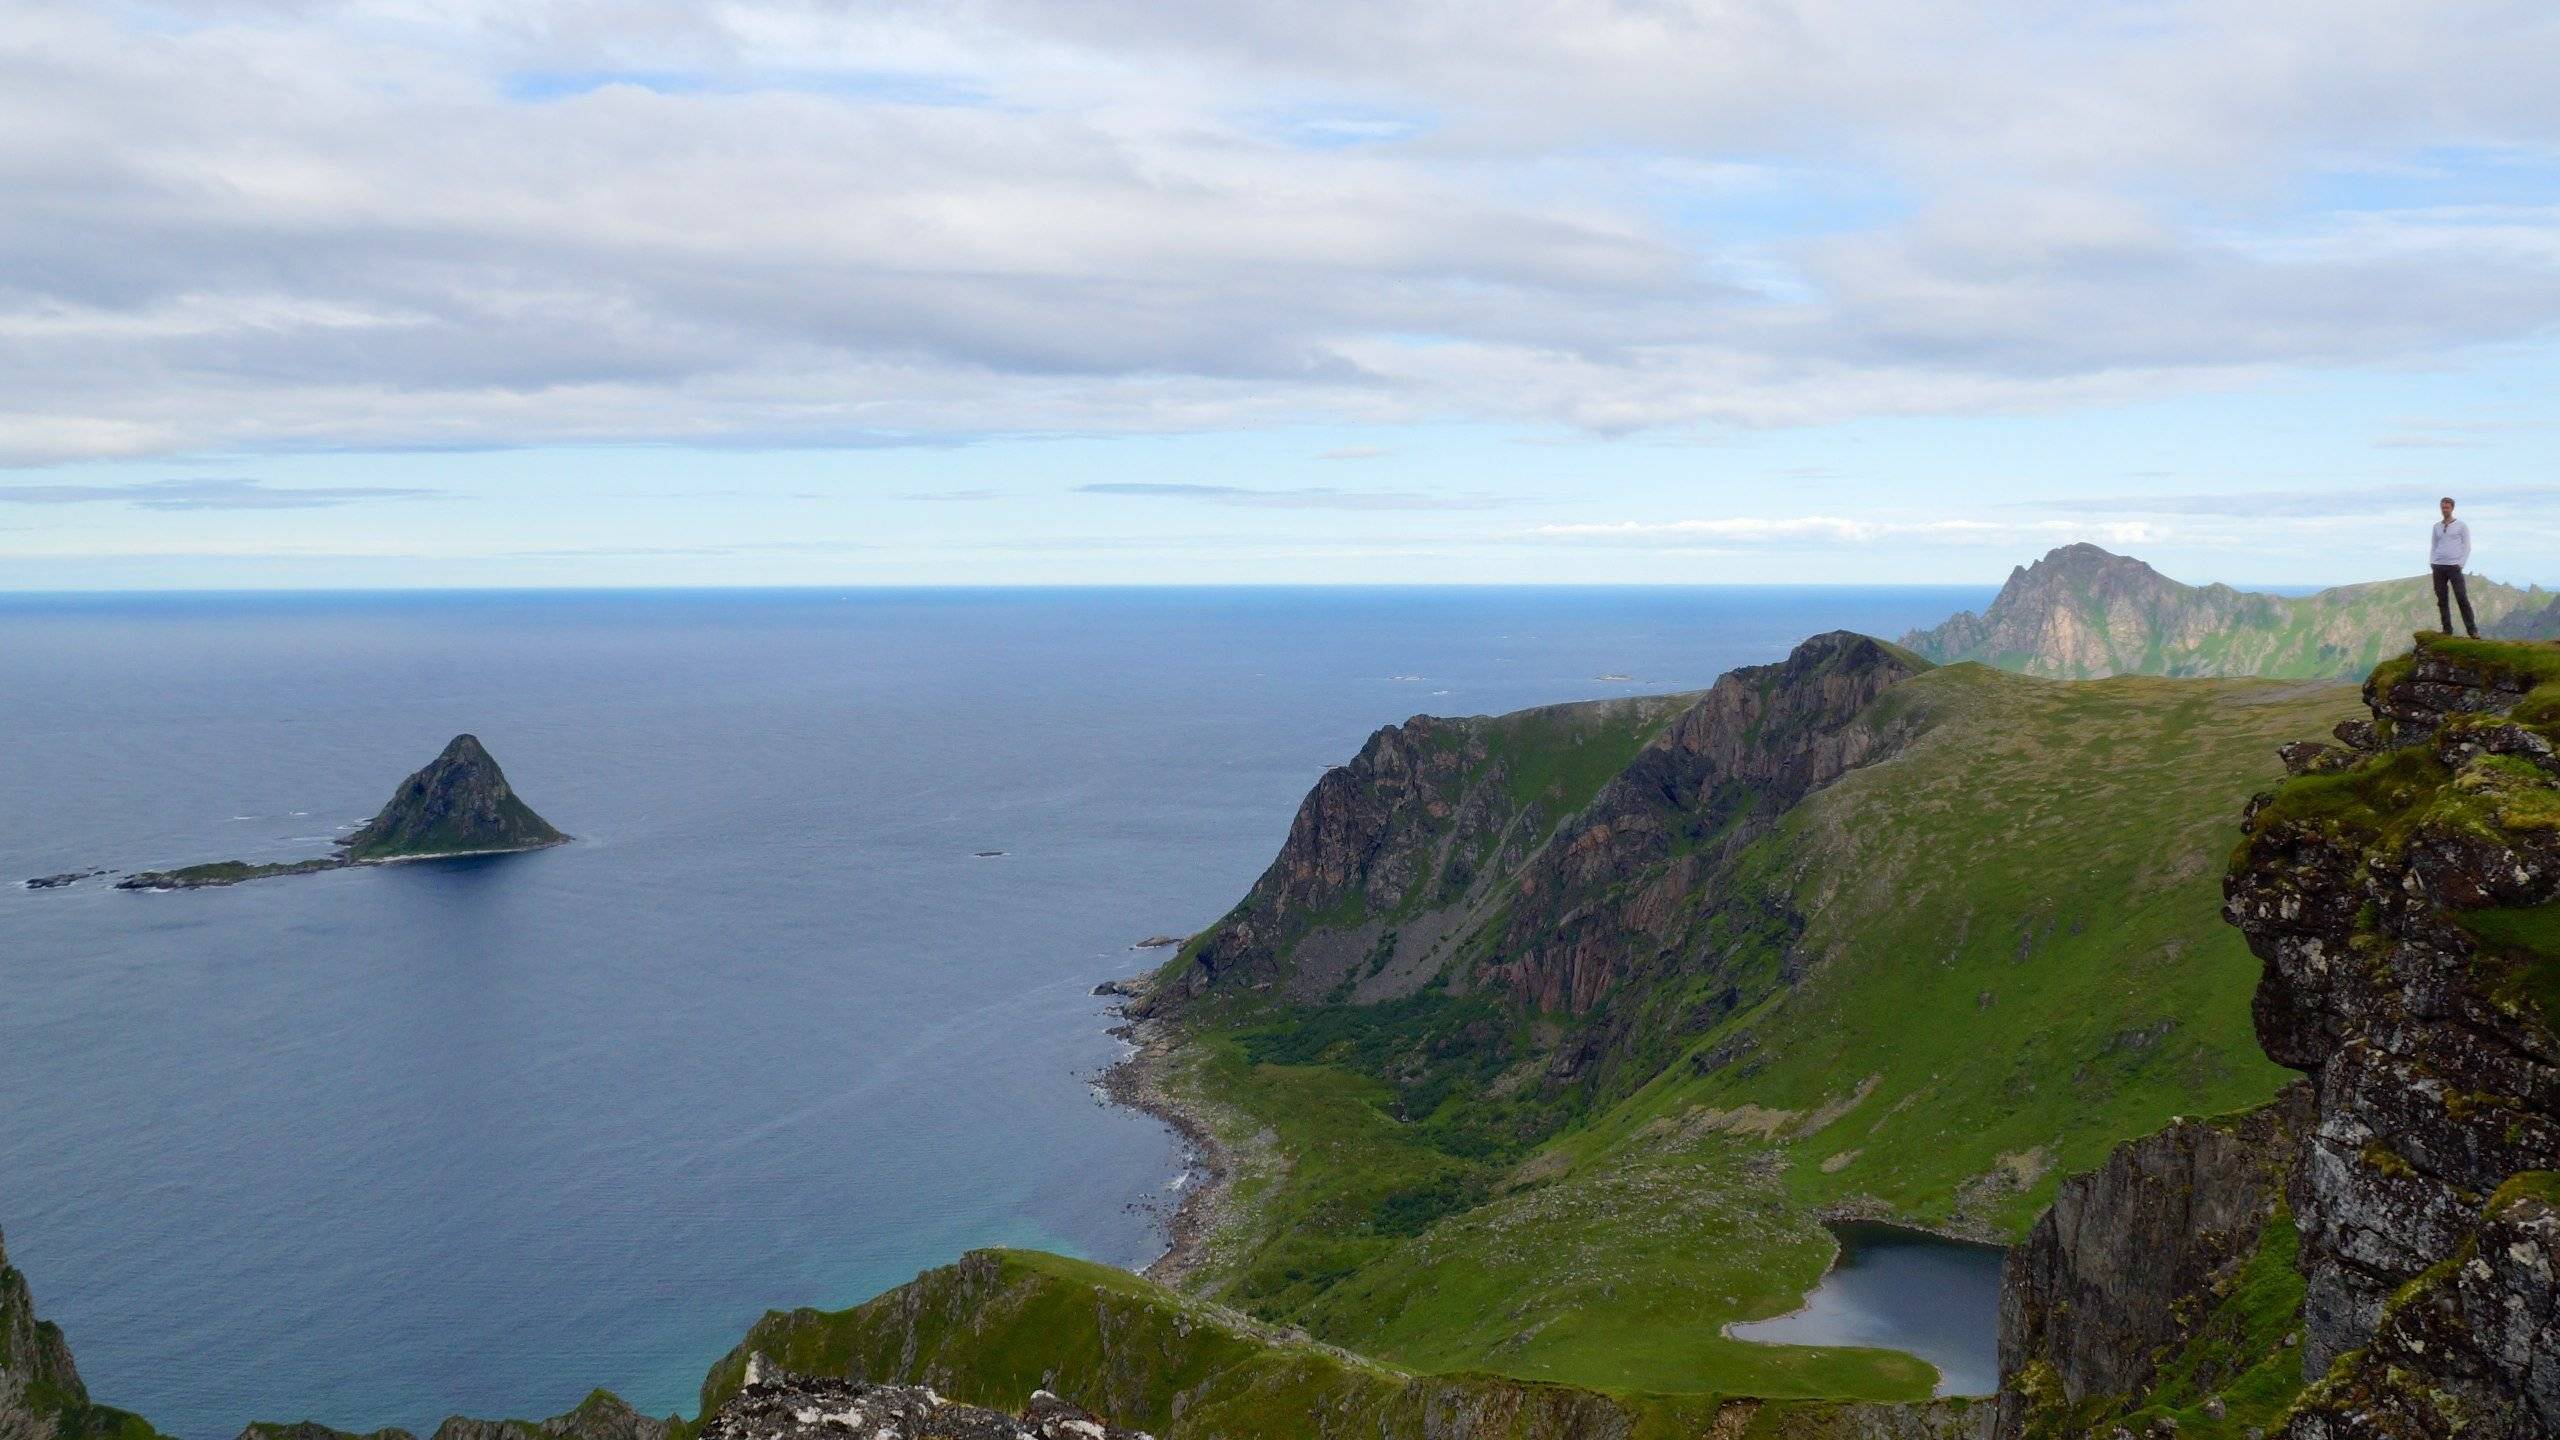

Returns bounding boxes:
[2432,496,2479,638]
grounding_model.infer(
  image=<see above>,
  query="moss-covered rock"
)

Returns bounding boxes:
[2223,636,2560,1436]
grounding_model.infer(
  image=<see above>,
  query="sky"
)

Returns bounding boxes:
[2,1,2557,590]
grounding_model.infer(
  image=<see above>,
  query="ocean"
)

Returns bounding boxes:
[0,586,1991,1439]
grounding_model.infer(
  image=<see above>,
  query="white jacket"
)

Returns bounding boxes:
[2432,519,2472,567]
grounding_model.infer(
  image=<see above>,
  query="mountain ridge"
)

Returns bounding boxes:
[1903,543,2550,679]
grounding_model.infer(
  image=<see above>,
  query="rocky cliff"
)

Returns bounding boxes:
[1481,630,1929,1015]
[1151,631,1928,1021]
[2225,635,2560,1436]
[341,734,566,861]
[1996,634,2560,1437]
[1995,1090,2315,1437]
[1903,544,2546,680]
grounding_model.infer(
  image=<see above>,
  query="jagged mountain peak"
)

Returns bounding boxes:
[1906,545,2547,680]
[2014,540,2164,578]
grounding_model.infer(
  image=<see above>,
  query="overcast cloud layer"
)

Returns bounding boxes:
[3,0,2557,467]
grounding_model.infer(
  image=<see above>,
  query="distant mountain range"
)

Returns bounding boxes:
[1902,542,2558,679]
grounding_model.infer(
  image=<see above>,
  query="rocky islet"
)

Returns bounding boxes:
[109,735,565,890]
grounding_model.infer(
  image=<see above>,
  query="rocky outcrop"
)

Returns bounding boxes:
[1152,632,1929,1018]
[1994,1088,2312,1436]
[1904,544,2545,680]
[2279,1173,2558,1438]
[1483,631,1929,1013]
[342,734,566,861]
[1154,709,1514,1005]
[0,1234,82,1419]
[1714,1399,1994,1439]
[703,1376,1147,1440]
[2216,635,2560,1435]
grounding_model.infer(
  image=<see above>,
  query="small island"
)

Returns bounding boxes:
[118,734,566,890]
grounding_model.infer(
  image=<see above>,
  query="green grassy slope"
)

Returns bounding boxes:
[685,1247,1992,1440]
[1161,661,2358,1400]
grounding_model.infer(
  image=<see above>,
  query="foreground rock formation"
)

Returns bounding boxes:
[2230,636,2560,1437]
[703,1375,1147,1440]
[1999,633,2560,1437]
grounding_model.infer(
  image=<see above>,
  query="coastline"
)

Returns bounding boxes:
[1096,1004,1233,1289]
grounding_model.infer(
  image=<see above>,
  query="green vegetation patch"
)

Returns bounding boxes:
[2113,1210,2310,1439]
[2454,905,2560,1033]
[1659,667,2336,1235]
[1480,702,1675,815]
[1234,990,1573,1157]
[121,858,345,888]
[690,1248,1741,1440]
[2486,1170,2560,1218]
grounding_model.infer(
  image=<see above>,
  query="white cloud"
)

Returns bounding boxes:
[1530,516,2159,546]
[0,2,2555,464]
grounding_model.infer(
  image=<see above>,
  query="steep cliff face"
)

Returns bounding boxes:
[0,1229,155,1440]
[1903,544,2545,680]
[2222,635,2560,1437]
[1153,631,1927,1019]
[1994,1090,2315,1438]
[1483,631,1930,1015]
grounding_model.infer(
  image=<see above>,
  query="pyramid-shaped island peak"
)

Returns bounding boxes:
[340,733,567,862]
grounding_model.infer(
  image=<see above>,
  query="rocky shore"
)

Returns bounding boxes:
[1095,1006,1236,1289]
[22,870,103,889]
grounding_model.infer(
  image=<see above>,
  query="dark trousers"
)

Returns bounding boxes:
[2433,564,2478,637]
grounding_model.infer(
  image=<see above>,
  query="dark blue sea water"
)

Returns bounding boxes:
[1728,1223,2010,1397]
[0,586,1990,1439]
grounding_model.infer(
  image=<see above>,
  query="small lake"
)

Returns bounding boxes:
[1728,1222,2008,1396]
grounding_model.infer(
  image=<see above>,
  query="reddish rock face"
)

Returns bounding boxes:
[1482,632,1926,1015]
[1151,631,1929,1019]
